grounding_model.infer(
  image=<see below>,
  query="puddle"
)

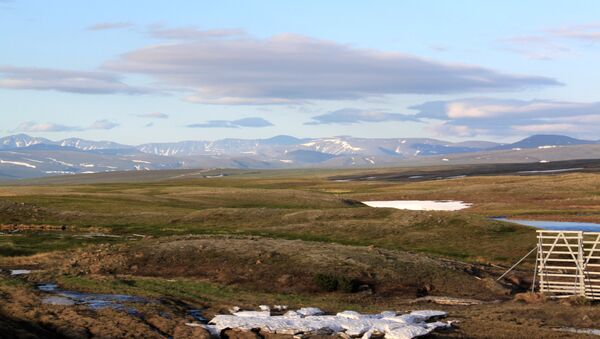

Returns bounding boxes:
[37,283,149,311]
[362,200,471,211]
[187,309,208,323]
[495,218,600,232]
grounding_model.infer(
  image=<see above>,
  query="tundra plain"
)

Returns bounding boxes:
[1,166,600,338]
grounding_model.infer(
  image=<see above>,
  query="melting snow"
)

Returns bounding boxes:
[204,307,450,338]
[47,158,74,167]
[362,200,471,211]
[132,159,151,164]
[0,160,36,168]
[45,171,75,175]
[10,269,32,275]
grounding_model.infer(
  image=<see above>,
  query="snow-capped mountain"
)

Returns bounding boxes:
[0,133,597,180]
[0,134,52,149]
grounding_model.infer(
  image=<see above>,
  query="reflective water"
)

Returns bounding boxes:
[495,218,600,232]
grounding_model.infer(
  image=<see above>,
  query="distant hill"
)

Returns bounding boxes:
[0,133,597,180]
[492,134,595,150]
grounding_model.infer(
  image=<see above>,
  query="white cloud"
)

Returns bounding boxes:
[305,108,418,125]
[14,121,81,132]
[412,98,600,138]
[14,119,119,133]
[187,117,273,128]
[0,66,151,94]
[104,29,560,105]
[88,119,119,130]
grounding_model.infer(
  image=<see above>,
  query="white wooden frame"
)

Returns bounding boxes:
[536,230,600,299]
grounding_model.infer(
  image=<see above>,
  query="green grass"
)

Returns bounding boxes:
[6,170,596,263]
[0,232,123,257]
[54,275,378,313]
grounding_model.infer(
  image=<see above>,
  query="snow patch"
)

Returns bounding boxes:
[10,269,32,275]
[207,308,449,338]
[0,159,36,168]
[362,200,471,211]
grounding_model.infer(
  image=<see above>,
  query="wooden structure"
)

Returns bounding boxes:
[536,230,600,299]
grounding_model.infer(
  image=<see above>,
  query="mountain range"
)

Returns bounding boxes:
[0,133,598,180]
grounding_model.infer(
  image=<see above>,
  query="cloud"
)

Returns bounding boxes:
[15,121,81,132]
[15,119,119,133]
[411,98,600,138]
[88,119,119,130]
[429,123,481,138]
[136,112,169,119]
[187,117,273,128]
[104,30,560,105]
[87,22,133,31]
[305,108,419,125]
[0,66,151,94]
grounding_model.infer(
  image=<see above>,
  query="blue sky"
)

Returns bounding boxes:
[1,0,600,144]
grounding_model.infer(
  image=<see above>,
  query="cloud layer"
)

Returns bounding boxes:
[104,30,560,104]
[187,117,273,128]
[411,98,600,138]
[306,108,418,125]
[15,120,120,132]
[0,66,149,94]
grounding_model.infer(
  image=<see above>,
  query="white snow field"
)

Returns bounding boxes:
[362,200,471,211]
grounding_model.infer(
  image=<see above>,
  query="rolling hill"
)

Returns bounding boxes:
[0,133,597,179]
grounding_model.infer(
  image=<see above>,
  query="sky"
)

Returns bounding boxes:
[1,0,600,144]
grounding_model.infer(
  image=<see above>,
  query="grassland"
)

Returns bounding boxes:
[1,167,600,337]
[3,169,600,261]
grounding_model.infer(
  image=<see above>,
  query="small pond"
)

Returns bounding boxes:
[495,218,600,232]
